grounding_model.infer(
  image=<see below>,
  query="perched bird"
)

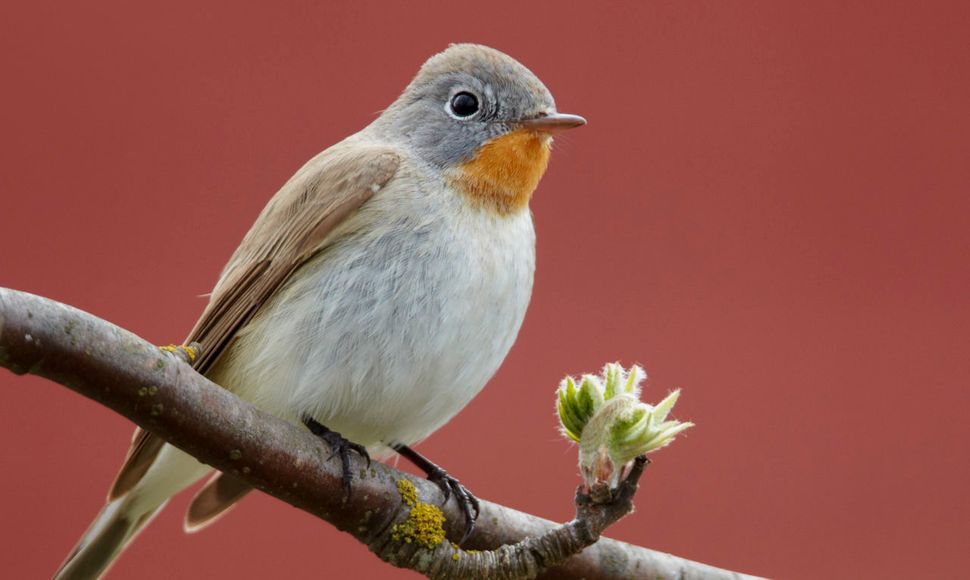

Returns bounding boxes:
[55,43,585,579]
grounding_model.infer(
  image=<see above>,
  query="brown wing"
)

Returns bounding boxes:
[108,145,400,500]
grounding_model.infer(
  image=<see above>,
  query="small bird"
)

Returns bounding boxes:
[55,43,585,579]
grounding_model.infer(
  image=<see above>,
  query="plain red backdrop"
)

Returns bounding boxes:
[2,1,968,578]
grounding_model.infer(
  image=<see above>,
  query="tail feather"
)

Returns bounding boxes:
[57,444,214,577]
[185,472,253,533]
[54,498,165,580]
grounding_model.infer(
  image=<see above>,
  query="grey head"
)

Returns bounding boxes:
[371,44,585,169]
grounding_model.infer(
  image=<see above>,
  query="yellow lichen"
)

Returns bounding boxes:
[396,479,418,507]
[391,503,446,549]
[391,479,446,549]
[159,344,198,362]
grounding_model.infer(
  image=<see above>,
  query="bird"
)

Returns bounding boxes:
[55,43,585,579]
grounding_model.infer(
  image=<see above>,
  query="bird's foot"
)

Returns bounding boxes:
[303,417,370,497]
[158,342,201,364]
[426,465,480,544]
[391,443,480,544]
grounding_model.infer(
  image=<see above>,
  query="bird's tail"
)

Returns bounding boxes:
[55,442,211,579]
[53,496,165,580]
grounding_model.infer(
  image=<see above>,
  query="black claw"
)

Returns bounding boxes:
[425,466,480,544]
[391,443,480,545]
[302,417,370,497]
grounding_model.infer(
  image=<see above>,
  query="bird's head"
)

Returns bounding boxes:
[376,44,585,215]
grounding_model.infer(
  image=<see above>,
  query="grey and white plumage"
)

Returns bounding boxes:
[55,43,584,579]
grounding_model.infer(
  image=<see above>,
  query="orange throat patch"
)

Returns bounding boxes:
[447,129,552,215]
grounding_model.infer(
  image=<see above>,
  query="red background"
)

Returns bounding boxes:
[2,2,968,578]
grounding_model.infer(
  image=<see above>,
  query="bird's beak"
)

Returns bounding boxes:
[519,112,587,134]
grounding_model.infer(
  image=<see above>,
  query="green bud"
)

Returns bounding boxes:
[555,363,694,491]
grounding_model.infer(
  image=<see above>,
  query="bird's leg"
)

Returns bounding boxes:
[158,341,202,364]
[391,442,480,544]
[302,417,370,497]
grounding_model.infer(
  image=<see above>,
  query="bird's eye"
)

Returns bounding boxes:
[449,92,479,118]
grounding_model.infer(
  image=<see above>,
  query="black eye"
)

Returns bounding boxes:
[449,92,479,118]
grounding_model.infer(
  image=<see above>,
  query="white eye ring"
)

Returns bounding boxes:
[446,91,480,120]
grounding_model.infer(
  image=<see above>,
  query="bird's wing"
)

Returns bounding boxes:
[108,145,400,501]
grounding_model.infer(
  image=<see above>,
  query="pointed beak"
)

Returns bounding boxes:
[519,112,587,134]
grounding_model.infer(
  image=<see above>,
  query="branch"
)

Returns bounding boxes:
[0,288,757,579]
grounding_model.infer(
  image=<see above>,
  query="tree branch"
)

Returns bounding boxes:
[0,287,757,579]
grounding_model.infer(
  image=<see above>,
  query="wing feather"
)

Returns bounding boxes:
[108,145,400,500]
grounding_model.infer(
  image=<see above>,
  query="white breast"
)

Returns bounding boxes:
[215,162,536,454]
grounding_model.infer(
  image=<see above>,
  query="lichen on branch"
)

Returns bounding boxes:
[391,480,447,549]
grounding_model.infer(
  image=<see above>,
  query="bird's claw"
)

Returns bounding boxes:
[302,417,370,497]
[426,466,480,544]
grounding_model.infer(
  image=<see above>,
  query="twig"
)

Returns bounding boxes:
[0,287,758,579]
